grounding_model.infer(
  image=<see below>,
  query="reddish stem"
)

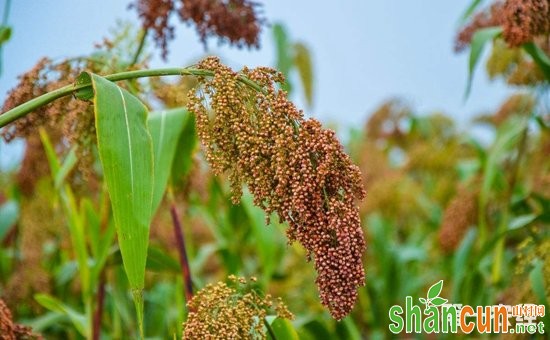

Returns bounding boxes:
[169,203,194,305]
[92,271,106,340]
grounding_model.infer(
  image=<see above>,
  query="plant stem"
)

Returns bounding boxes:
[169,198,194,305]
[0,67,263,129]
[1,0,11,25]
[130,29,148,67]
[491,123,529,284]
[92,271,106,340]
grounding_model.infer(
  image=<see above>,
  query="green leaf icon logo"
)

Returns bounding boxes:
[422,280,447,312]
[428,280,443,300]
[431,297,448,306]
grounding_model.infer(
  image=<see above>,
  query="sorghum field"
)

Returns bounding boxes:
[0,0,548,339]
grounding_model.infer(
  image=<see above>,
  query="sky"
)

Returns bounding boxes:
[0,0,513,167]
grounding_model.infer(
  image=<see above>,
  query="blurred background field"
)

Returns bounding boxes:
[0,0,549,338]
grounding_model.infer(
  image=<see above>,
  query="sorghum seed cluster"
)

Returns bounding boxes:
[189,57,366,320]
[0,299,41,340]
[456,0,550,50]
[0,58,96,180]
[182,276,293,339]
[132,0,263,59]
[439,186,478,252]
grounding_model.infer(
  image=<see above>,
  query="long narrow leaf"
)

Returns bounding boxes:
[523,42,550,80]
[80,72,154,335]
[465,26,502,99]
[148,108,189,214]
[293,43,314,107]
[34,294,88,337]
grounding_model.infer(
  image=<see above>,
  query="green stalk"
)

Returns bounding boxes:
[491,124,529,284]
[0,67,264,128]
[130,29,148,67]
[2,0,11,25]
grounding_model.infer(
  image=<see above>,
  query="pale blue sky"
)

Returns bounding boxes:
[1,0,513,165]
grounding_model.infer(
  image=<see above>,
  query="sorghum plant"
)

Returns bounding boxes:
[0,55,366,337]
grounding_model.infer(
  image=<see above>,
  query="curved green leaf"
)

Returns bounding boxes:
[171,113,197,185]
[523,42,550,80]
[428,280,443,299]
[148,108,189,214]
[268,317,299,340]
[273,23,293,92]
[465,26,502,99]
[83,72,154,335]
[293,43,314,107]
[34,294,88,337]
[459,0,487,24]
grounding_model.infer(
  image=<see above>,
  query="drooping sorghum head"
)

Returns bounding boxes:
[0,58,97,183]
[188,56,366,320]
[131,0,264,58]
[182,276,293,339]
[456,0,550,50]
[501,0,550,47]
[439,185,478,252]
[455,2,505,52]
[131,0,175,60]
[179,0,263,48]
[0,299,41,340]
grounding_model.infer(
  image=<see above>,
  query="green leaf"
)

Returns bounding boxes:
[337,317,362,340]
[465,26,502,99]
[39,128,91,299]
[523,42,550,80]
[146,246,181,273]
[529,259,550,328]
[480,117,526,210]
[452,229,477,301]
[428,280,443,299]
[171,113,197,185]
[241,192,283,285]
[529,260,548,306]
[268,318,299,340]
[419,297,426,304]
[459,0,487,24]
[84,72,154,335]
[148,108,189,214]
[273,23,293,92]
[508,214,537,231]
[293,43,314,107]
[34,294,88,337]
[0,200,18,241]
[54,146,77,190]
[431,297,448,306]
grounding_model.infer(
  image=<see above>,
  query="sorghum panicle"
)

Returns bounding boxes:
[439,185,478,252]
[0,299,41,340]
[132,0,263,58]
[501,0,550,47]
[179,0,263,48]
[189,57,366,320]
[131,0,175,59]
[183,276,293,339]
[456,0,550,50]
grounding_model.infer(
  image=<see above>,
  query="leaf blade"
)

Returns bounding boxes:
[86,72,154,335]
[148,108,189,214]
[465,26,502,99]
